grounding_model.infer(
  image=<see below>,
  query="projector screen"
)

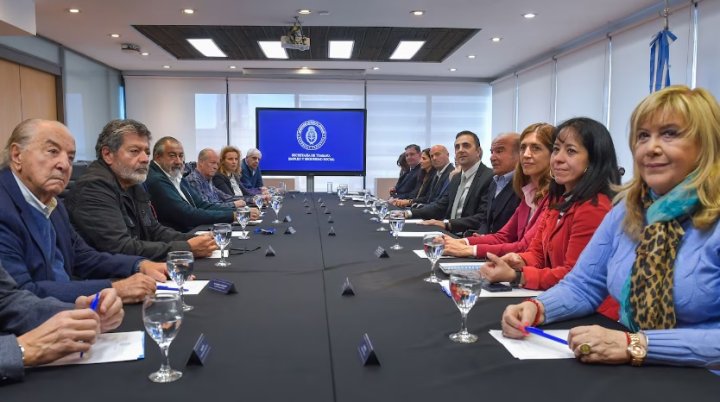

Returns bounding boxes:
[255,108,367,176]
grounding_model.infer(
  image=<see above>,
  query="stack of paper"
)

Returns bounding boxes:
[489,329,574,359]
[156,280,209,295]
[43,331,145,366]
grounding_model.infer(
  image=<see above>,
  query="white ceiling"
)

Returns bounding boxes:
[34,0,662,80]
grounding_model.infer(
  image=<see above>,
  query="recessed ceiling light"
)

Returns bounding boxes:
[523,13,537,19]
[389,41,425,60]
[162,65,171,69]
[329,40,354,59]
[229,65,237,69]
[410,10,425,16]
[182,8,195,15]
[467,54,476,59]
[491,37,502,42]
[109,33,120,38]
[372,67,380,71]
[258,41,289,59]
[141,52,150,56]
[449,68,457,72]
[67,8,80,14]
[317,10,330,16]
[298,67,313,74]
[297,9,312,15]
[187,38,227,57]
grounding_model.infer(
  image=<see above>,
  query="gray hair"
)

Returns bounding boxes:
[197,148,216,162]
[246,148,262,159]
[153,136,180,158]
[96,119,151,160]
[1,119,67,168]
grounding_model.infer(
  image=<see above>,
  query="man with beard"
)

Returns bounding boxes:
[65,119,217,261]
[145,136,237,232]
[0,119,166,304]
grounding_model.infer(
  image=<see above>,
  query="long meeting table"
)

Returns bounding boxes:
[3,193,719,401]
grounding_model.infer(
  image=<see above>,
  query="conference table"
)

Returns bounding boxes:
[4,194,719,401]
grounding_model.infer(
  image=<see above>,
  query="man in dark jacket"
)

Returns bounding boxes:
[65,119,217,261]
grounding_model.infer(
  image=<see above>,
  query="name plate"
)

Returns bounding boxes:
[208,278,237,294]
[284,226,296,235]
[187,333,211,366]
[328,227,337,236]
[265,245,276,256]
[341,277,355,296]
[324,209,332,215]
[283,215,292,223]
[357,333,380,366]
[327,216,334,223]
[374,247,389,258]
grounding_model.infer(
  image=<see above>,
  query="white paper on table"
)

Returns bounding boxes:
[439,261,483,274]
[209,250,229,259]
[248,219,263,225]
[156,280,209,295]
[195,230,247,238]
[397,231,443,238]
[489,329,574,359]
[412,249,454,259]
[353,204,371,208]
[382,219,424,224]
[480,286,544,298]
[43,331,145,366]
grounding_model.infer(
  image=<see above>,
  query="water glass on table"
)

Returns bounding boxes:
[212,223,232,267]
[142,293,183,383]
[423,234,445,283]
[448,274,481,343]
[167,251,194,311]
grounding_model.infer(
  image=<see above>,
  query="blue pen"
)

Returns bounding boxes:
[524,326,568,345]
[157,285,189,291]
[81,293,101,358]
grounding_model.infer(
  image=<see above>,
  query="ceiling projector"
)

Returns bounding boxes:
[281,35,310,51]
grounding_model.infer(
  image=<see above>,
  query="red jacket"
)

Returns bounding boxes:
[518,194,618,319]
[467,196,549,258]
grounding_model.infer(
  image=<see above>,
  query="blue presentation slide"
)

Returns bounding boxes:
[256,108,366,174]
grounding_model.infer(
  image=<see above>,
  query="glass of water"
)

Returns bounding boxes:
[337,184,348,206]
[253,194,264,209]
[271,195,283,224]
[212,223,232,267]
[423,234,445,283]
[143,293,183,383]
[388,211,405,250]
[448,274,481,343]
[362,189,372,213]
[167,251,194,311]
[235,206,251,239]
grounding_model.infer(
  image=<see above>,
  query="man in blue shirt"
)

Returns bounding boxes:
[240,148,266,192]
[186,148,247,208]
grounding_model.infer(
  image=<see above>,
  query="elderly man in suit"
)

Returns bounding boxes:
[389,144,422,199]
[0,119,165,304]
[423,133,521,235]
[407,131,494,235]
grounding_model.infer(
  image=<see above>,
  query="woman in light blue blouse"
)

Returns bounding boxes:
[501,85,720,368]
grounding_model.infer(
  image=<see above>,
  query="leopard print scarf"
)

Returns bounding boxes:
[628,182,696,330]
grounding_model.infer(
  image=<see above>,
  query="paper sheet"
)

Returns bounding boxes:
[488,330,574,359]
[195,230,248,238]
[397,231,443,238]
[353,204,371,208]
[383,219,424,224]
[43,331,145,366]
[156,280,209,295]
[480,286,543,298]
[412,249,454,259]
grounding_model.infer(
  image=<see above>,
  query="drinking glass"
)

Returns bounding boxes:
[235,206,251,239]
[369,197,379,221]
[388,211,405,250]
[423,234,445,283]
[212,223,232,267]
[253,194,264,209]
[327,182,334,193]
[143,293,183,383]
[448,275,481,343]
[268,186,277,196]
[337,184,348,206]
[167,251,194,311]
[362,189,372,213]
[271,195,283,224]
[375,200,389,231]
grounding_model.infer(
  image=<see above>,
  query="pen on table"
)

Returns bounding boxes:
[157,285,189,291]
[523,326,569,345]
[81,292,101,358]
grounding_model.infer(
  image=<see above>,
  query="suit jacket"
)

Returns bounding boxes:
[410,163,493,228]
[393,164,421,199]
[0,168,142,303]
[462,178,521,236]
[0,264,71,383]
[65,160,193,261]
[145,162,234,232]
[240,159,264,190]
[519,194,612,290]
[212,172,257,201]
[415,163,453,205]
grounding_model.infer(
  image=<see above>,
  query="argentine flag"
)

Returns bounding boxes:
[649,28,677,93]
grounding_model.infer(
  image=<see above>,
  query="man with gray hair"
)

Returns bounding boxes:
[0,119,166,304]
[65,119,217,261]
[240,148,266,193]
[186,148,247,208]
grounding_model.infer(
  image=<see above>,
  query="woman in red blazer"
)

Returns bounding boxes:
[480,117,620,319]
[443,122,554,258]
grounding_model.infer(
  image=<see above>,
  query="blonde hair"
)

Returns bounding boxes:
[219,146,241,176]
[617,85,720,239]
[512,122,554,203]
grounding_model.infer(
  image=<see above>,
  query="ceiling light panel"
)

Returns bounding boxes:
[389,41,425,60]
[329,41,354,59]
[187,38,227,57]
[258,41,289,59]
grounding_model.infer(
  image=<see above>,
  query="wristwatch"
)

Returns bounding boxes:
[627,332,647,366]
[509,268,523,287]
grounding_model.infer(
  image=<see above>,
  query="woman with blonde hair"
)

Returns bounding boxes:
[501,85,720,368]
[213,146,256,197]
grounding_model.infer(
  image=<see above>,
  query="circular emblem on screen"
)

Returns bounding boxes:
[296,120,327,151]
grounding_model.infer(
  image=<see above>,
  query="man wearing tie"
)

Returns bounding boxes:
[408,131,493,235]
[389,144,422,199]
